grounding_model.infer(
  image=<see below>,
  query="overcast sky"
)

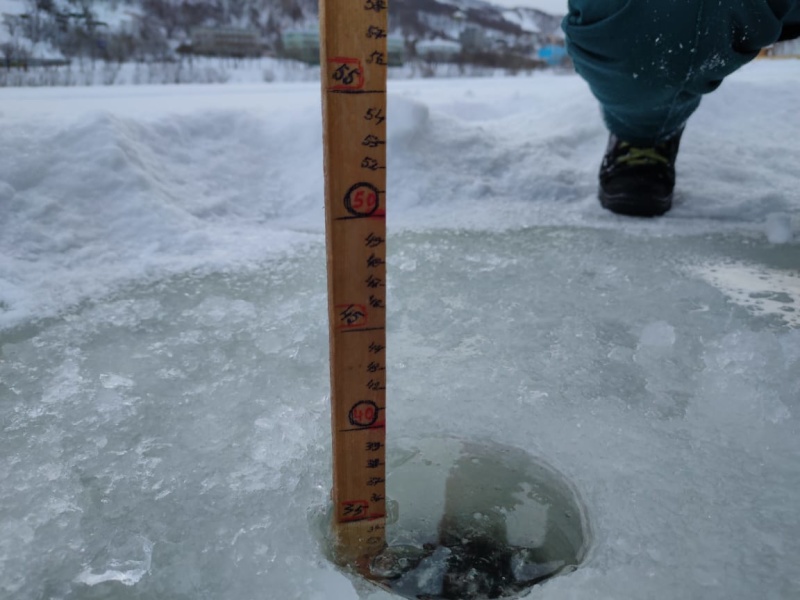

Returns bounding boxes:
[491,0,568,15]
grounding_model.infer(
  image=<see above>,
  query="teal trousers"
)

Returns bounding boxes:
[563,0,800,144]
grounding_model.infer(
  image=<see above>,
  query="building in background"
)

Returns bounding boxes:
[415,38,462,63]
[281,30,404,66]
[191,28,262,57]
[281,30,319,64]
[460,26,489,52]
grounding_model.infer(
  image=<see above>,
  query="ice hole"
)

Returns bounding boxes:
[322,437,591,599]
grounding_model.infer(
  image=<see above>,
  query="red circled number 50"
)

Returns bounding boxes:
[344,182,380,217]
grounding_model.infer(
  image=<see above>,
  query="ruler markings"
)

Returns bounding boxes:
[320,0,389,565]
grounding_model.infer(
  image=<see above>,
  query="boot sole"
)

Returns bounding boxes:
[599,189,673,218]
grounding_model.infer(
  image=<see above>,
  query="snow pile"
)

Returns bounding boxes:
[0,60,799,600]
[502,9,543,34]
[0,84,327,327]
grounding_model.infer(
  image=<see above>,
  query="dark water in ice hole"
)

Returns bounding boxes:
[321,437,591,600]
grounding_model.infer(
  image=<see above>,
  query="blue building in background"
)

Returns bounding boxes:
[538,44,567,67]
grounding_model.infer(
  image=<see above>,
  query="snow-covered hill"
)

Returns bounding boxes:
[1,0,563,65]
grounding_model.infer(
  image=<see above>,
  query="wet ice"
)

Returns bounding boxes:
[2,228,798,599]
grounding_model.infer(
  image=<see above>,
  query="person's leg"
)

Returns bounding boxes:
[563,0,799,216]
[778,2,800,40]
[563,0,798,146]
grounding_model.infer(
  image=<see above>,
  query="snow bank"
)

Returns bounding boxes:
[4,61,796,329]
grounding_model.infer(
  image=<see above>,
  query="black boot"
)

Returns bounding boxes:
[598,130,682,217]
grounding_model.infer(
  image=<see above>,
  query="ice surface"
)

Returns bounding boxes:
[638,322,676,348]
[690,261,800,329]
[765,212,794,244]
[2,229,798,600]
[1,61,800,600]
[73,533,153,586]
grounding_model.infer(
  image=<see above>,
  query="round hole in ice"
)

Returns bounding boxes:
[318,436,591,599]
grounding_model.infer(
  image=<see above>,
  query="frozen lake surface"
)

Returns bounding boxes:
[1,62,799,599]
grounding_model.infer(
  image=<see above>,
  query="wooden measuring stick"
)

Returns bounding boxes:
[320,0,389,564]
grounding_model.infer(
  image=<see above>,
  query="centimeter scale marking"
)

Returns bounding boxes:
[320,0,389,564]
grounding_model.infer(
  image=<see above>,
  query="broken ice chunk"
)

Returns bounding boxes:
[369,544,431,579]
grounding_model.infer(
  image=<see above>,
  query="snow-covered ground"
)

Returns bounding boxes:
[1,60,799,599]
